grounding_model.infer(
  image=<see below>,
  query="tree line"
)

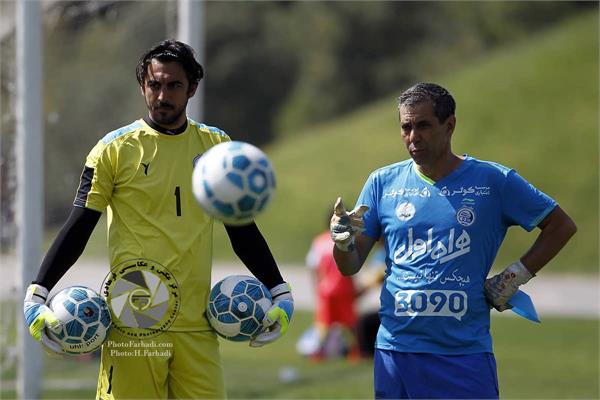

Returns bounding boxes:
[0,0,594,233]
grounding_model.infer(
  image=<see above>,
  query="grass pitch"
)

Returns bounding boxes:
[1,310,597,399]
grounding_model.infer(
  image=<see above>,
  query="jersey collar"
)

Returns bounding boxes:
[412,155,471,185]
[143,116,188,135]
[413,164,436,185]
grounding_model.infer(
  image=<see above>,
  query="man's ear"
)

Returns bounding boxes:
[139,84,145,96]
[187,83,198,98]
[446,115,456,136]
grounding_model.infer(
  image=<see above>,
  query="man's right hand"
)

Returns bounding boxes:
[330,197,369,252]
[23,284,62,341]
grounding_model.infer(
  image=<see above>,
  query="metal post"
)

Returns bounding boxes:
[16,0,44,398]
[177,0,204,122]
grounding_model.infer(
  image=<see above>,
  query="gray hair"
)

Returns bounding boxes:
[398,83,456,123]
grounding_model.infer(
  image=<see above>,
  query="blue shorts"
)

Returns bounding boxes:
[374,349,499,399]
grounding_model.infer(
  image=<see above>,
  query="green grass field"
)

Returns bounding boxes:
[1,310,597,399]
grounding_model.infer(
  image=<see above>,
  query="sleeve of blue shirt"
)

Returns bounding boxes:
[501,170,557,231]
[356,172,382,239]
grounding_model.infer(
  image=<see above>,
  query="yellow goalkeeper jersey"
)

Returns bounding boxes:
[75,117,229,332]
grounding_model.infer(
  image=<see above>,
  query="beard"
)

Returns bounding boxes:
[147,100,187,127]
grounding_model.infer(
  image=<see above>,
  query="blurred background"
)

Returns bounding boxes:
[0,1,598,399]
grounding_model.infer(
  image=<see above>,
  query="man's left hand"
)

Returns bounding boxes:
[484,261,533,311]
[250,282,293,347]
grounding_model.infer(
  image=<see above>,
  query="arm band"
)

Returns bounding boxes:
[34,206,102,289]
[224,222,284,290]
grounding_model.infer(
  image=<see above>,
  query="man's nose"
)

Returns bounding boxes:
[409,129,421,142]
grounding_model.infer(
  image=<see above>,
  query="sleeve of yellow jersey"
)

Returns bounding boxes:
[73,139,115,212]
[208,125,231,147]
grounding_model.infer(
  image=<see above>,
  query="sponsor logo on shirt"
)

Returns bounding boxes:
[393,227,471,265]
[383,187,431,198]
[382,185,490,198]
[396,202,415,221]
[439,186,490,196]
[398,268,471,287]
[394,289,468,320]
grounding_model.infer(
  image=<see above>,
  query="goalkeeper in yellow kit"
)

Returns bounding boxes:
[23,39,293,399]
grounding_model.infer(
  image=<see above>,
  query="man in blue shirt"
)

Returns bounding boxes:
[331,83,577,399]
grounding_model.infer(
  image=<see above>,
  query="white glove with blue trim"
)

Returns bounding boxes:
[330,197,369,252]
[23,284,64,353]
[250,282,294,347]
[484,261,534,311]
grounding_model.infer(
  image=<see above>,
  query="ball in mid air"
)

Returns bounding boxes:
[192,141,276,225]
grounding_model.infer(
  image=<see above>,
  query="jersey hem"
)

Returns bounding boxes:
[375,343,493,355]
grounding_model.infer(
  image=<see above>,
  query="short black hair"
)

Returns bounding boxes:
[136,39,204,87]
[398,83,456,123]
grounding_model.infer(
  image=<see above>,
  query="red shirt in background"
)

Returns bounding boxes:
[306,232,357,327]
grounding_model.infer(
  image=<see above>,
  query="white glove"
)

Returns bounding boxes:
[484,261,534,311]
[23,284,64,353]
[330,197,369,252]
[250,282,294,347]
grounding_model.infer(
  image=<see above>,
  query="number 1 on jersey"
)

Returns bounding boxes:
[174,186,182,216]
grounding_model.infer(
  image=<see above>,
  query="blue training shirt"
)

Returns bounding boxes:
[356,156,556,354]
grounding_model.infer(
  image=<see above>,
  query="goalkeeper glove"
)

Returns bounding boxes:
[23,284,64,353]
[484,261,534,311]
[330,197,369,252]
[250,282,294,347]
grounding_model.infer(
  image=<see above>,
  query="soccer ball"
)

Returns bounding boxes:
[45,286,112,355]
[192,141,276,225]
[207,275,273,341]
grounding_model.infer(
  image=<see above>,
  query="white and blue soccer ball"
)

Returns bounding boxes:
[192,141,276,225]
[46,286,112,355]
[207,275,272,342]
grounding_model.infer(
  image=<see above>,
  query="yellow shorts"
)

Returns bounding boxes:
[96,329,226,399]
